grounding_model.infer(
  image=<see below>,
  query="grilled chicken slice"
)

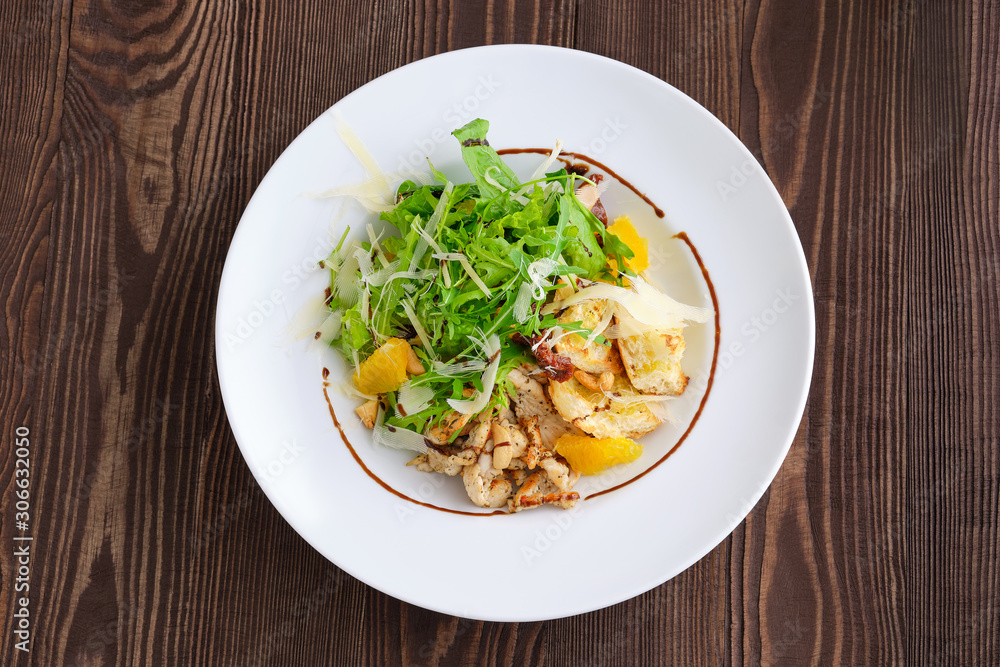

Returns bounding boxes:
[506,367,582,449]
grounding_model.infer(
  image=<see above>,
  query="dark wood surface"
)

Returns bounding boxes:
[2,0,998,664]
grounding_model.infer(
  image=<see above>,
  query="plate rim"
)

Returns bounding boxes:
[215,43,816,621]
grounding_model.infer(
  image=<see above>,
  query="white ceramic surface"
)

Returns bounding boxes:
[215,44,815,622]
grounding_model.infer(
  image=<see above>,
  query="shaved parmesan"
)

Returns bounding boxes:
[309,181,397,213]
[526,258,559,299]
[308,115,414,212]
[433,253,493,298]
[328,112,393,209]
[333,251,361,307]
[529,327,555,352]
[401,299,435,358]
[546,327,574,347]
[353,246,375,281]
[512,282,533,323]
[381,268,436,287]
[373,406,428,454]
[603,311,673,339]
[574,178,610,210]
[336,381,378,403]
[397,381,434,415]
[528,140,564,183]
[366,223,390,269]
[366,259,402,287]
[282,292,329,343]
[601,389,676,424]
[447,334,501,415]
[431,359,488,376]
[316,311,343,344]
[646,400,673,423]
[544,276,712,331]
[412,216,444,256]
[409,182,454,272]
[585,302,615,346]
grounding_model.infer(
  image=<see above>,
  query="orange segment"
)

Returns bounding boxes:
[554,434,643,475]
[353,338,411,395]
[607,215,649,274]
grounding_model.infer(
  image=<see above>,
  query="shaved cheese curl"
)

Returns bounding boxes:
[574,178,610,209]
[412,217,444,256]
[601,389,676,422]
[512,282,533,323]
[333,258,361,307]
[373,407,428,453]
[397,381,434,415]
[380,268,437,287]
[545,276,712,331]
[353,246,375,281]
[308,114,395,212]
[366,259,401,287]
[432,253,493,298]
[431,360,487,376]
[401,299,435,358]
[526,258,558,299]
[585,302,615,346]
[646,399,674,424]
[528,140,564,183]
[447,334,502,415]
[316,311,343,343]
[409,182,454,272]
[366,223,390,269]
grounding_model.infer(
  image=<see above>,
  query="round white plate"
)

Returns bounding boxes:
[216,44,814,622]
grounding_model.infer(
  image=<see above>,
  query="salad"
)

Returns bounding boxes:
[319,119,712,512]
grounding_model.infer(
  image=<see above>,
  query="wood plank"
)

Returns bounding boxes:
[0,0,72,660]
[741,0,1000,664]
[1,0,997,664]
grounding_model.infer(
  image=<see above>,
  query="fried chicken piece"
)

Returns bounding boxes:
[508,470,579,512]
[507,367,582,449]
[463,453,512,508]
[408,446,476,476]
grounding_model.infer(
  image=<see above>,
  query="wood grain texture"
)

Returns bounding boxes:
[1,0,997,665]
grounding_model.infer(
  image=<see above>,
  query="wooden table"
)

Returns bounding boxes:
[2,1,998,664]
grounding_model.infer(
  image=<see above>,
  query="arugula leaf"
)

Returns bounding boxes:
[452,119,521,207]
[561,190,607,277]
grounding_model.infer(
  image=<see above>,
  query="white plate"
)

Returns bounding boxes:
[216,45,814,622]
